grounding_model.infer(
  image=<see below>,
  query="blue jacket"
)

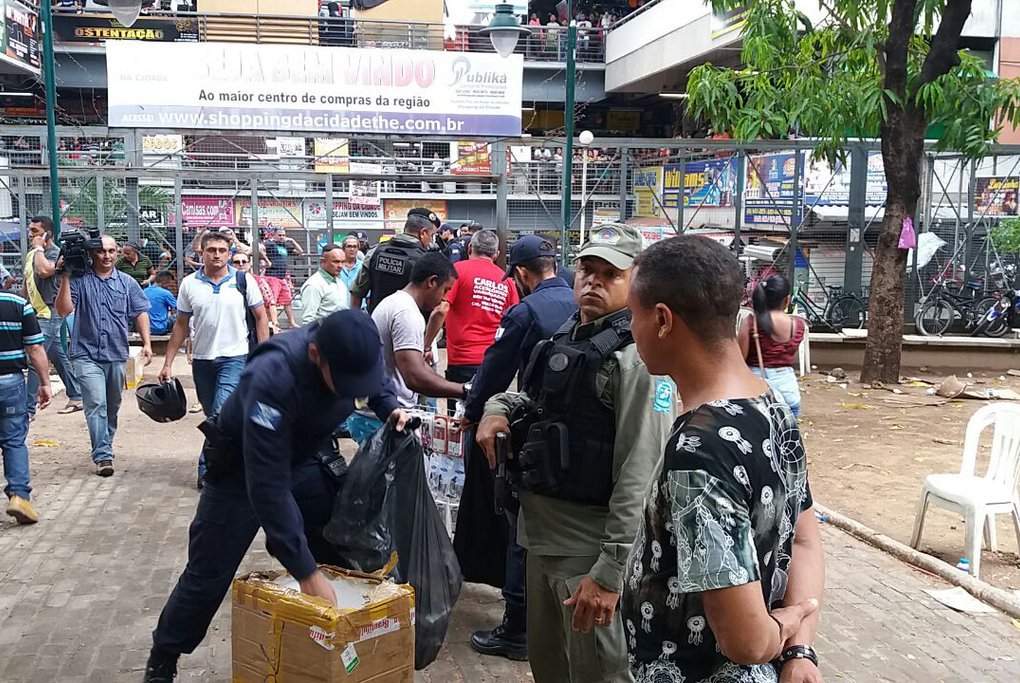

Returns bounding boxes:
[216,323,399,579]
[463,277,578,422]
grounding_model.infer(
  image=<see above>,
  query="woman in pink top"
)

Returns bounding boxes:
[737,274,805,416]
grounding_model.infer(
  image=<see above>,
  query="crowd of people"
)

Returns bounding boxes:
[0,205,822,683]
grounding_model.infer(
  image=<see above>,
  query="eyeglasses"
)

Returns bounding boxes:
[232,259,249,265]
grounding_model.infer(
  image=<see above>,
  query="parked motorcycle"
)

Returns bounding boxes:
[972,264,1019,338]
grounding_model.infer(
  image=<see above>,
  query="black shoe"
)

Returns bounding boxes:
[143,648,178,682]
[470,623,528,661]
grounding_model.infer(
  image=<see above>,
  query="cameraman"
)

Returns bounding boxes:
[56,235,152,477]
[23,215,83,418]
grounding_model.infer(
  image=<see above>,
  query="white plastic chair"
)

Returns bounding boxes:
[909,403,1020,578]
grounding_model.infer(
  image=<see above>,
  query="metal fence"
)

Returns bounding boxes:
[1,126,1017,329]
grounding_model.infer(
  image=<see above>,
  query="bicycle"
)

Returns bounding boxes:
[792,285,867,331]
[914,277,999,336]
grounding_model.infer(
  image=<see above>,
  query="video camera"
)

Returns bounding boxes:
[58,228,103,276]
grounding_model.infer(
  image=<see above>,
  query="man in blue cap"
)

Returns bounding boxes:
[454,234,578,661]
[144,310,409,682]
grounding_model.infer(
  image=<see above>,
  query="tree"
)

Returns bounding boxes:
[688,0,1020,382]
[59,168,172,244]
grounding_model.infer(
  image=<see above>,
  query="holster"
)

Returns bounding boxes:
[198,417,238,482]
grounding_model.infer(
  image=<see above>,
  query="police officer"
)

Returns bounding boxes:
[456,235,578,661]
[476,224,675,683]
[349,207,441,312]
[144,310,408,683]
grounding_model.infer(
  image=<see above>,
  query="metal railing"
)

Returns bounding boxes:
[52,11,606,64]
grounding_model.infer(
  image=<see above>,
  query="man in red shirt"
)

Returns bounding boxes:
[426,229,519,413]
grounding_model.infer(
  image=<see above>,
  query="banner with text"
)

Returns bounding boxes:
[634,167,663,218]
[744,152,801,226]
[384,199,448,232]
[303,199,385,231]
[975,177,1019,217]
[313,138,350,173]
[234,197,304,229]
[52,12,199,46]
[106,41,524,136]
[1,0,40,73]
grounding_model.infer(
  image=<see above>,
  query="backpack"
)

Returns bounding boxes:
[235,271,259,353]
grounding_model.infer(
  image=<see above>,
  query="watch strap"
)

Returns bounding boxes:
[777,645,818,667]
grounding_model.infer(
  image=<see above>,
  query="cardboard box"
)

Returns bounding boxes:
[232,565,415,682]
[124,346,144,389]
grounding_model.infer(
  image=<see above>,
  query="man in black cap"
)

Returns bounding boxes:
[349,207,441,313]
[143,310,409,683]
[454,234,578,661]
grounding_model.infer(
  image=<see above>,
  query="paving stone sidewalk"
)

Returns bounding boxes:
[1,403,1018,682]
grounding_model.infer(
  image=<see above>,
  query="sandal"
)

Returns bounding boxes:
[58,403,84,414]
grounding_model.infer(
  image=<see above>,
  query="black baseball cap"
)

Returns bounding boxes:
[314,310,388,399]
[505,235,557,278]
[408,207,442,229]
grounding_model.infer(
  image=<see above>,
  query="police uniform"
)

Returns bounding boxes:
[146,311,398,679]
[482,224,676,683]
[445,235,469,264]
[348,207,440,313]
[455,236,578,659]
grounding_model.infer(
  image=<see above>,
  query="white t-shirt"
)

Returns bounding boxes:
[177,268,263,360]
[371,289,424,409]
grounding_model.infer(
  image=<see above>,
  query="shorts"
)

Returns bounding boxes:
[265,276,293,305]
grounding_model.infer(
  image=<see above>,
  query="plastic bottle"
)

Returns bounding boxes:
[956,557,970,572]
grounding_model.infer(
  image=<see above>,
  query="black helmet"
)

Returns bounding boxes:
[136,378,187,423]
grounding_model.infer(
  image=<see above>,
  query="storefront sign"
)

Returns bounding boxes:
[234,197,303,229]
[165,196,235,228]
[803,152,887,206]
[142,134,184,155]
[383,200,447,231]
[975,176,1020,217]
[1,0,40,73]
[634,166,663,218]
[744,152,801,226]
[313,138,350,173]
[711,4,749,40]
[669,157,737,208]
[52,12,199,46]
[106,42,524,136]
[303,199,385,231]
[451,141,491,175]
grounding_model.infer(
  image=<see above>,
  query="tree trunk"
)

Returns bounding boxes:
[861,114,924,384]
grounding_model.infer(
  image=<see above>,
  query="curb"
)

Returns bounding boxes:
[814,503,1020,620]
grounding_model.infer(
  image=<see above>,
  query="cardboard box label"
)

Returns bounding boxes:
[357,617,401,644]
[309,625,335,651]
[341,643,359,674]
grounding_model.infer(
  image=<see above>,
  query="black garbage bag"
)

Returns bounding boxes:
[324,420,463,670]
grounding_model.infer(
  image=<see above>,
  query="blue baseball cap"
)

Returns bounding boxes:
[505,235,557,278]
[314,310,387,399]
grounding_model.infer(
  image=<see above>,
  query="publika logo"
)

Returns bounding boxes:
[450,56,471,86]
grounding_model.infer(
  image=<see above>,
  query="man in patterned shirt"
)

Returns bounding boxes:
[621,236,825,683]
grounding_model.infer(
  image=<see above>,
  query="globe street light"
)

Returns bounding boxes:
[107,0,147,28]
[480,4,531,58]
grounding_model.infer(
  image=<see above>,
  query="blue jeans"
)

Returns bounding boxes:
[503,509,526,612]
[71,357,126,463]
[345,412,383,445]
[27,315,82,414]
[751,366,801,417]
[192,356,246,477]
[0,373,31,499]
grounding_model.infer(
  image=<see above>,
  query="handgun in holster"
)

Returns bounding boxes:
[494,432,510,515]
[313,429,349,484]
[517,420,570,493]
[197,416,237,482]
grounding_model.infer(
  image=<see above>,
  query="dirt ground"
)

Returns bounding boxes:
[800,366,1020,592]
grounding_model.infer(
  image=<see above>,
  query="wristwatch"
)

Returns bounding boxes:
[777,645,818,668]
[461,382,472,400]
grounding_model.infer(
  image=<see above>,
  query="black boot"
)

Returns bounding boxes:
[143,647,179,682]
[470,605,528,661]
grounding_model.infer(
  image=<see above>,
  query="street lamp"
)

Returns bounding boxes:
[40,0,144,238]
[107,0,146,28]
[480,4,531,58]
[578,129,593,247]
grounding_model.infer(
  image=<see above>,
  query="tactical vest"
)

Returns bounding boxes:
[367,239,425,313]
[511,309,634,506]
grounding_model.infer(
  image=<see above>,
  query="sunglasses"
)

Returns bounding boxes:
[232,259,249,265]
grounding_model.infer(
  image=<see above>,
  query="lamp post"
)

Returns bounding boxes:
[559,3,577,265]
[40,1,144,239]
[577,129,593,247]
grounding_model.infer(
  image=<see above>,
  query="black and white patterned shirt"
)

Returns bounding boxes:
[621,391,812,683]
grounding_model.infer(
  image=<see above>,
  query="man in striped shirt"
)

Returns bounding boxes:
[0,290,53,524]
